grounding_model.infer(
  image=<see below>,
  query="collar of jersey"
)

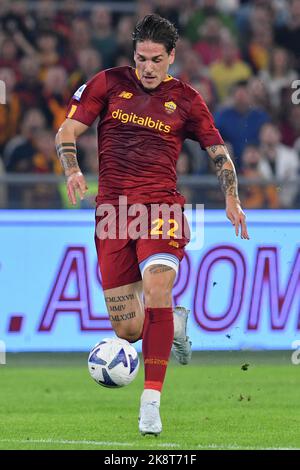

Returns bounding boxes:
[135,68,173,83]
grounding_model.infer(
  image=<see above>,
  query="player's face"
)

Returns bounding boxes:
[134,41,175,90]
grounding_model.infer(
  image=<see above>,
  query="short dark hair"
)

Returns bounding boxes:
[132,14,179,54]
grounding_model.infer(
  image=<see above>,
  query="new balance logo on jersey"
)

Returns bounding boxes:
[119,91,133,99]
[112,109,171,133]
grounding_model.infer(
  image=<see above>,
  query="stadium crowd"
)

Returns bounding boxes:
[0,0,300,208]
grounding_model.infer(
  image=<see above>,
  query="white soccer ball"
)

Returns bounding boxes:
[88,337,140,388]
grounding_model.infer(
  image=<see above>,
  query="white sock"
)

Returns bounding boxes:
[141,389,161,406]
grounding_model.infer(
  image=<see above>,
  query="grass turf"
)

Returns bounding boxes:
[0,351,299,450]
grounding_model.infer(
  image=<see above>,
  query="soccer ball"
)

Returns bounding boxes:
[88,337,140,388]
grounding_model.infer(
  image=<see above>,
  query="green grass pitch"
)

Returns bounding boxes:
[0,351,299,450]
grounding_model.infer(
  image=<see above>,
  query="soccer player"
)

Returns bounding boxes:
[55,14,249,436]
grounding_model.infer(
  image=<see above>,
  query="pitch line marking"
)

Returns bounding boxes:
[0,438,180,448]
[0,439,299,450]
[196,444,300,450]
[0,439,134,447]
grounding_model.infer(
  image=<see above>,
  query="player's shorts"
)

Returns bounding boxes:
[94,203,190,290]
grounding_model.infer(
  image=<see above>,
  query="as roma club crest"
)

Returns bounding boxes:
[164,101,177,114]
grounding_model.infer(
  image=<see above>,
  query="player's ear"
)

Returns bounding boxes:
[169,48,175,65]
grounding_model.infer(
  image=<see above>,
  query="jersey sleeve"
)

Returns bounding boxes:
[185,93,224,149]
[66,70,107,126]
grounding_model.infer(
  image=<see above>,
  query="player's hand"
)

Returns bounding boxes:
[66,171,88,205]
[226,197,249,239]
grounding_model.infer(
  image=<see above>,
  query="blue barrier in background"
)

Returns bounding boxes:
[0,209,299,351]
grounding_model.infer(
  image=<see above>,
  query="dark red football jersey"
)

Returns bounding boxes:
[66,66,224,206]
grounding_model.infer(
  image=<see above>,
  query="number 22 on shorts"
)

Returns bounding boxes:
[150,218,179,238]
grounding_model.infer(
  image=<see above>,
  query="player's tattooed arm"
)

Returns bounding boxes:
[55,118,88,176]
[55,119,89,204]
[206,144,249,239]
[55,142,80,176]
[206,144,239,201]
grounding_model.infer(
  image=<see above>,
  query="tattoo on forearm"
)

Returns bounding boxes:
[56,142,79,172]
[61,155,79,171]
[209,148,238,198]
[56,143,76,151]
[214,154,229,173]
[110,312,136,322]
[218,169,238,198]
[149,264,173,274]
[208,145,218,153]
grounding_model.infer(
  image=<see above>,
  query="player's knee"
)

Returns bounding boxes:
[115,324,142,343]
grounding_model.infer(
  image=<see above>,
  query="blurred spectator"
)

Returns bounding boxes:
[190,79,218,115]
[184,0,237,43]
[3,109,47,207]
[0,0,36,45]
[214,81,270,166]
[42,65,70,130]
[4,109,47,172]
[209,35,252,102]
[50,0,82,38]
[31,129,62,174]
[247,77,271,114]
[0,67,21,153]
[218,0,240,14]
[69,18,92,53]
[38,29,70,70]
[34,0,57,32]
[153,0,181,29]
[246,25,273,72]
[236,0,280,44]
[170,37,193,77]
[116,15,136,59]
[69,48,102,91]
[275,0,300,72]
[259,123,299,207]
[0,37,20,75]
[21,128,63,208]
[15,55,42,111]
[259,47,297,112]
[177,49,206,83]
[38,30,70,79]
[240,144,279,208]
[280,105,300,147]
[240,3,274,59]
[192,15,224,66]
[90,6,119,69]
